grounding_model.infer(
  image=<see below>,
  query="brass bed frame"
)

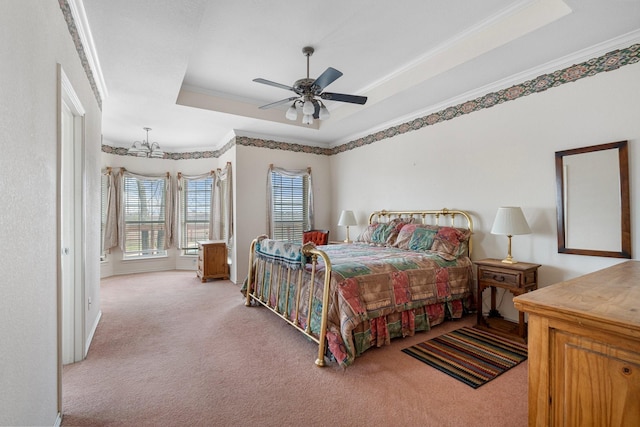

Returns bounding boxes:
[245,208,473,367]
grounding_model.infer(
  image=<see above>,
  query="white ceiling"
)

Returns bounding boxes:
[80,0,640,152]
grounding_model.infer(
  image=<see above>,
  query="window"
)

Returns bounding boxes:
[179,176,213,255]
[122,174,167,258]
[269,168,312,242]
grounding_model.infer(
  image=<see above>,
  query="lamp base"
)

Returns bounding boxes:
[501,235,518,263]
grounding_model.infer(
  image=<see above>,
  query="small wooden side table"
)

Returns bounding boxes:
[474,258,540,343]
[197,240,229,282]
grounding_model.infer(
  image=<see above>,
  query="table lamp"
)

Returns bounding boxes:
[338,210,357,243]
[491,207,531,264]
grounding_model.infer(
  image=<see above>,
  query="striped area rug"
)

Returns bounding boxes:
[401,326,528,389]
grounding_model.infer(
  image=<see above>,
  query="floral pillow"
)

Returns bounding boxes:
[357,218,410,246]
[371,218,406,246]
[356,222,380,244]
[407,226,439,252]
[430,227,472,260]
[395,224,438,250]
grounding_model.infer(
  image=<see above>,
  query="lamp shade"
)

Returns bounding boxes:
[338,210,357,226]
[302,114,313,125]
[491,207,531,236]
[302,99,315,115]
[285,103,298,120]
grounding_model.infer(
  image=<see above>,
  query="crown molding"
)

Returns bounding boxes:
[338,33,640,147]
[102,41,640,159]
[66,0,108,99]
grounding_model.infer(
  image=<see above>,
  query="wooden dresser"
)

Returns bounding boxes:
[196,240,229,282]
[513,261,640,427]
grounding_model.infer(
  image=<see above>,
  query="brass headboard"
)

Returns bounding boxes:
[367,208,474,254]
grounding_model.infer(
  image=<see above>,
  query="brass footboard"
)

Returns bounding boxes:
[245,236,332,367]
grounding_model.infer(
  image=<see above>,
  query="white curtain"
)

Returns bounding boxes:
[102,167,119,252]
[213,162,233,246]
[164,173,175,249]
[266,165,313,238]
[103,165,232,252]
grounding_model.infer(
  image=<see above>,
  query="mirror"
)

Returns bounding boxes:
[555,140,630,258]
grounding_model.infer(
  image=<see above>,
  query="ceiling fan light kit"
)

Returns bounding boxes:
[254,46,367,125]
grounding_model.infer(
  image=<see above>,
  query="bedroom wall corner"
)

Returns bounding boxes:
[234,144,332,284]
[329,60,640,323]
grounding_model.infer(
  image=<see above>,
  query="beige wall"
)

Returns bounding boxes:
[0,1,102,425]
[234,144,332,283]
[329,60,640,321]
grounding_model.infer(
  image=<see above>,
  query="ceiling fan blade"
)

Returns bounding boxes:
[312,67,343,92]
[258,96,299,110]
[320,92,367,105]
[253,78,295,92]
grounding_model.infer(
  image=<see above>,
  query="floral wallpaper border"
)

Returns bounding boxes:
[64,0,637,160]
[332,43,639,156]
[59,0,102,110]
[101,43,639,160]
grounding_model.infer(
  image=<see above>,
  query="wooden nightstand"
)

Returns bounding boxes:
[474,258,540,343]
[196,240,229,282]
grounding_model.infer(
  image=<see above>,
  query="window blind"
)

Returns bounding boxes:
[123,175,167,258]
[180,177,213,254]
[270,171,310,242]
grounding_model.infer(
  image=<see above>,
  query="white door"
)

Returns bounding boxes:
[59,67,85,367]
[61,101,75,365]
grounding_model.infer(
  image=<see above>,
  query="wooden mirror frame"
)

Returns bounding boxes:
[555,140,631,258]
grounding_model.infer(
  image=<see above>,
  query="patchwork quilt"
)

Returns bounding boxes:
[252,242,473,366]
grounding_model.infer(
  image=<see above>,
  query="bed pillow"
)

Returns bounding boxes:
[357,218,410,246]
[370,218,405,246]
[430,227,472,260]
[406,226,439,252]
[395,224,437,250]
[356,222,380,244]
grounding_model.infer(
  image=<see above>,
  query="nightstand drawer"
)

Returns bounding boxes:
[479,269,519,286]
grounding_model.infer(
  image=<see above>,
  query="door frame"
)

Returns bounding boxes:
[57,64,86,414]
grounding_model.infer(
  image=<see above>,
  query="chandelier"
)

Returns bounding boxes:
[128,127,165,158]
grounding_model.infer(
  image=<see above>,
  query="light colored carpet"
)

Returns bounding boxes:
[62,270,527,426]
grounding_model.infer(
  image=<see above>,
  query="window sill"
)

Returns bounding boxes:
[122,255,169,262]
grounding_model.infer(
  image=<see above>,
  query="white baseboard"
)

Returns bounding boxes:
[85,310,102,357]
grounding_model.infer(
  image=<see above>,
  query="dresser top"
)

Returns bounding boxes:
[514,261,640,332]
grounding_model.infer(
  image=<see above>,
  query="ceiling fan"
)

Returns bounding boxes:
[253,46,367,125]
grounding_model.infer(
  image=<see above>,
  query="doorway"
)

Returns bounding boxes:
[58,65,86,413]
